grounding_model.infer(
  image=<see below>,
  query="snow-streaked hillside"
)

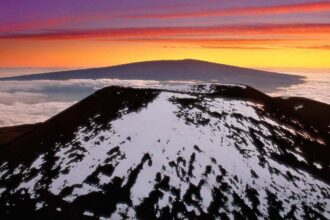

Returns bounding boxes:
[0,85,329,219]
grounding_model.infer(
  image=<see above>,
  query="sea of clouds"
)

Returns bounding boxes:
[0,73,329,127]
[0,79,189,126]
[268,72,330,104]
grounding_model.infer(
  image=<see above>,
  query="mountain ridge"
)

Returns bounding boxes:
[0,84,329,219]
[0,59,303,92]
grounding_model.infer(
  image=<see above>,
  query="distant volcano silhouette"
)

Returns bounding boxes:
[0,59,303,92]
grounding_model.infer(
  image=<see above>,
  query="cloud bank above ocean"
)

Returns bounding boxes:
[268,72,330,104]
[0,74,329,127]
[0,79,184,126]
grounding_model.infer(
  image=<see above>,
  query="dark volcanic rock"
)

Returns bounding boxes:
[0,124,39,146]
[0,84,329,219]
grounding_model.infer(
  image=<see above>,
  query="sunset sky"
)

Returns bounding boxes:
[1,0,330,70]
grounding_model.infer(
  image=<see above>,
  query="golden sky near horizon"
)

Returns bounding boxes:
[1,1,330,70]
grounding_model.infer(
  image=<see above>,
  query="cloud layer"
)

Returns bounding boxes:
[1,1,330,32]
[0,79,164,127]
[269,71,330,104]
[1,0,330,69]
[0,75,329,127]
[2,24,330,40]
[126,1,330,19]
[0,101,72,126]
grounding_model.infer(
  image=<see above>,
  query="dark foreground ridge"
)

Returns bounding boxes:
[0,59,303,92]
[0,84,329,219]
[0,124,40,146]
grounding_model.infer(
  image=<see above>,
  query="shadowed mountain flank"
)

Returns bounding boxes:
[0,84,329,219]
[0,59,303,92]
[0,124,39,146]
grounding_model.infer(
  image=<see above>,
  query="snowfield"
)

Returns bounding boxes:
[0,84,329,219]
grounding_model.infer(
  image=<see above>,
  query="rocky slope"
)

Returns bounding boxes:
[0,84,329,219]
[0,124,39,146]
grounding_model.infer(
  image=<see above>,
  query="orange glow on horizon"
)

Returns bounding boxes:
[1,1,330,72]
[1,38,330,70]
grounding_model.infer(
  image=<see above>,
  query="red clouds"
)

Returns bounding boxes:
[1,24,330,41]
[124,1,330,19]
[1,1,329,52]
[1,1,330,33]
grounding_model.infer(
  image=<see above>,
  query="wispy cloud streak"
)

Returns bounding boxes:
[1,2,329,33]
[124,1,330,19]
[1,23,330,40]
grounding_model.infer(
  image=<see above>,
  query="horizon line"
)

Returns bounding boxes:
[1,59,330,78]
